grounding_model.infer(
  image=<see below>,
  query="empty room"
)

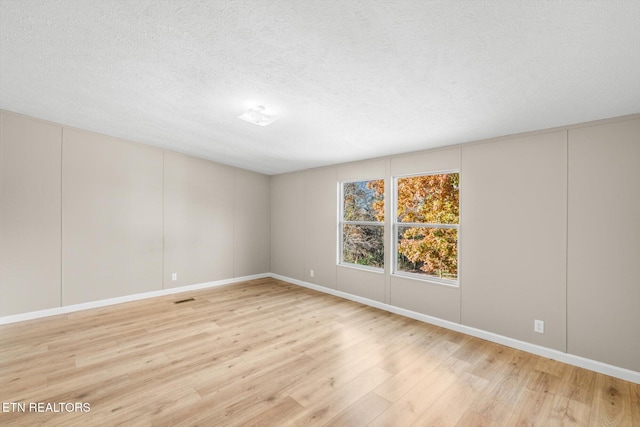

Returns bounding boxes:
[1,1,639,426]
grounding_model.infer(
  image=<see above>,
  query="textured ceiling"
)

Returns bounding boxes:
[1,1,639,175]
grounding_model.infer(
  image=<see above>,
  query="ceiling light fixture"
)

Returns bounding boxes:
[238,105,276,126]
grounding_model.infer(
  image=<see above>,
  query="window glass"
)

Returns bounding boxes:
[396,226,458,280]
[340,179,384,270]
[343,224,384,268]
[394,173,459,283]
[343,180,384,222]
[397,174,459,224]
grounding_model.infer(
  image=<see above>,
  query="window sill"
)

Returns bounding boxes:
[337,263,384,274]
[391,272,459,288]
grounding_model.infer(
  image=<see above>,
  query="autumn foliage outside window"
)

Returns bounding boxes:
[394,173,459,282]
[340,179,384,269]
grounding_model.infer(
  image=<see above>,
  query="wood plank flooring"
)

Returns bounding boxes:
[0,278,638,426]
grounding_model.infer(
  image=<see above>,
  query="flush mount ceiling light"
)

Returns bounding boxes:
[238,105,276,126]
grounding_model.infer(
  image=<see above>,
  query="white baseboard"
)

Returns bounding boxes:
[270,273,640,385]
[0,273,270,325]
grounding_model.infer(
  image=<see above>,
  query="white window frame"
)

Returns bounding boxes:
[338,179,385,272]
[392,170,460,286]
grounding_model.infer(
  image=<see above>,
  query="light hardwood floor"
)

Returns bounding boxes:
[1,278,638,426]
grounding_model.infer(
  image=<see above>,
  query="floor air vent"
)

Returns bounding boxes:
[174,298,195,304]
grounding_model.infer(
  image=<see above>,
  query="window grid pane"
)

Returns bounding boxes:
[397,174,459,224]
[340,179,384,270]
[343,180,384,222]
[394,172,459,284]
[342,224,384,269]
[396,226,458,280]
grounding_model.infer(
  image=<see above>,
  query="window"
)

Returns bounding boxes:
[393,172,459,283]
[339,179,384,269]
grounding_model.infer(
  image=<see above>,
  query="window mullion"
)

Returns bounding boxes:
[397,222,458,229]
[342,220,383,227]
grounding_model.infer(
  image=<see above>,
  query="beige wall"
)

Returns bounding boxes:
[567,118,640,372]
[270,173,305,281]
[303,167,337,290]
[337,266,386,302]
[163,152,235,288]
[233,169,271,277]
[163,153,270,287]
[0,110,270,315]
[460,131,568,352]
[269,115,640,372]
[62,128,164,304]
[0,112,62,315]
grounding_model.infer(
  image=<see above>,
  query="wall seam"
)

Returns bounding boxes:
[268,176,272,276]
[161,152,165,290]
[385,158,391,305]
[335,176,340,290]
[232,169,236,278]
[459,147,463,325]
[565,129,569,353]
[60,126,64,307]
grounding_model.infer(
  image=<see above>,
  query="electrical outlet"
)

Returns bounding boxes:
[534,319,544,334]
[172,273,177,281]
[310,269,314,278]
